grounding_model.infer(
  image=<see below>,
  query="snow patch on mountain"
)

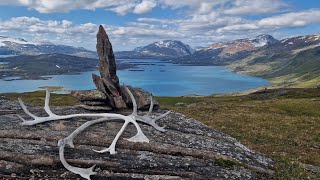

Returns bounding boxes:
[134,40,194,57]
[0,36,39,45]
[0,35,96,58]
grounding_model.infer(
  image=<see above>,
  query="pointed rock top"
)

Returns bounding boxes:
[96,25,110,58]
[98,25,106,35]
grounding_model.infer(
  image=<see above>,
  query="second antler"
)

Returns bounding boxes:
[17,86,170,180]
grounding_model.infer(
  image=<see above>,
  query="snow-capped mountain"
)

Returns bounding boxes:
[207,34,278,55]
[116,40,194,58]
[0,36,96,58]
[137,40,194,56]
[261,34,320,54]
[252,34,279,47]
[172,33,320,66]
[172,34,279,65]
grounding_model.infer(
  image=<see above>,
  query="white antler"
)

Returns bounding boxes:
[135,94,169,132]
[17,86,170,179]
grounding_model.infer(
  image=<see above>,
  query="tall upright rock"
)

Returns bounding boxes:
[96,25,120,91]
[92,25,126,109]
[72,25,158,110]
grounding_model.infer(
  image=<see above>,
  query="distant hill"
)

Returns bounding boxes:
[0,54,134,80]
[116,40,194,59]
[0,36,97,58]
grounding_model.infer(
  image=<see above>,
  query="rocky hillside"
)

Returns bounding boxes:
[116,40,194,58]
[0,36,96,58]
[229,34,320,87]
[172,34,278,65]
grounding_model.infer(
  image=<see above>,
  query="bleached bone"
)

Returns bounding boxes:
[59,138,97,180]
[17,87,168,131]
[134,95,169,132]
[17,86,170,180]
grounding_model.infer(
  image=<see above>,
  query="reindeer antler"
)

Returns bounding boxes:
[17,86,170,180]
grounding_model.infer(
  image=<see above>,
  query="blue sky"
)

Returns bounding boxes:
[0,0,320,51]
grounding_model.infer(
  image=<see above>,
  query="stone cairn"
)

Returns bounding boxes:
[71,25,158,110]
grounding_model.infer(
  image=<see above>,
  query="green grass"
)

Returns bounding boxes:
[156,90,320,179]
[4,91,79,106]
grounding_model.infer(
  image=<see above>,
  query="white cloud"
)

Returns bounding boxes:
[258,9,320,27]
[1,1,320,50]
[0,0,155,15]
[217,9,320,33]
[224,0,288,15]
[108,3,137,16]
[137,17,179,24]
[133,0,156,14]
[0,17,99,49]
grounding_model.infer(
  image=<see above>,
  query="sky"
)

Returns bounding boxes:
[0,0,320,51]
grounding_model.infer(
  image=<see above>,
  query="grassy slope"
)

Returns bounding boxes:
[230,46,320,88]
[157,89,320,179]
[5,89,320,179]
[4,91,79,106]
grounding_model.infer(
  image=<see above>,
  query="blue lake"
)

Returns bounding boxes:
[0,59,270,96]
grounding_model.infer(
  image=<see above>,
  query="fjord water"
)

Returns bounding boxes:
[0,59,270,96]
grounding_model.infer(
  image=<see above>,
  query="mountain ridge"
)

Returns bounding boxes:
[115,40,194,59]
[0,36,97,58]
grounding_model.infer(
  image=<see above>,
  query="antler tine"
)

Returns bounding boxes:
[64,117,114,148]
[18,97,38,119]
[16,114,27,124]
[93,120,129,154]
[44,89,56,117]
[153,111,171,122]
[124,119,149,143]
[147,93,154,116]
[58,139,96,180]
[123,85,137,115]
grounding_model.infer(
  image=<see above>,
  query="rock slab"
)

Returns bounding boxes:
[0,98,274,179]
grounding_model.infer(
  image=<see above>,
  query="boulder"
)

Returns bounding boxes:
[78,104,112,111]
[120,85,159,110]
[0,98,274,179]
[71,90,107,101]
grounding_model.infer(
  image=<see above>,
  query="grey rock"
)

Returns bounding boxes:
[0,98,274,179]
[81,101,109,106]
[120,85,159,110]
[96,25,120,90]
[175,102,187,107]
[94,25,121,98]
[73,25,159,110]
[113,95,127,109]
[71,90,107,101]
[77,104,112,111]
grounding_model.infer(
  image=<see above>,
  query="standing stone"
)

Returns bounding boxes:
[96,25,119,89]
[93,25,127,109]
[72,25,159,110]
